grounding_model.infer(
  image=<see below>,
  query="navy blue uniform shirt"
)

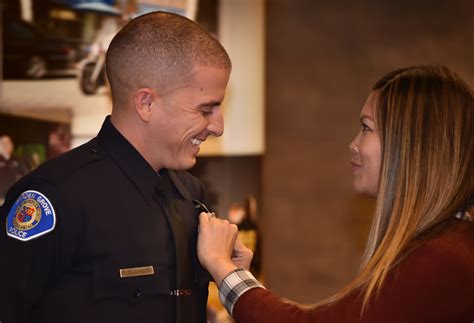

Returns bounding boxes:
[0,117,210,323]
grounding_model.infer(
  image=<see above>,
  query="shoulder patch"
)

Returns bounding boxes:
[6,190,56,241]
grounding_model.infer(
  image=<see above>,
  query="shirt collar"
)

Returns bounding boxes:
[96,116,194,205]
[97,116,158,205]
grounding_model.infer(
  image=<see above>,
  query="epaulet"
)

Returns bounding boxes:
[30,138,103,183]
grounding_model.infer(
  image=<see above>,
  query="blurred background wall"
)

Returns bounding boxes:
[262,0,474,302]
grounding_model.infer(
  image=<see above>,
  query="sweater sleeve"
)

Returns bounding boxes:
[229,226,474,323]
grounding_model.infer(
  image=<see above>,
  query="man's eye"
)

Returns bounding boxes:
[201,110,212,116]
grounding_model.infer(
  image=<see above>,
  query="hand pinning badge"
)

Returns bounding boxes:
[192,199,216,218]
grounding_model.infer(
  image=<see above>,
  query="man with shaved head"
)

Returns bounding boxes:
[0,12,231,323]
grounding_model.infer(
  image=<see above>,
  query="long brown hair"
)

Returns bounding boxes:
[318,65,474,312]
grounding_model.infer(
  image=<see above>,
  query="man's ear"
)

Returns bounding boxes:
[134,88,157,122]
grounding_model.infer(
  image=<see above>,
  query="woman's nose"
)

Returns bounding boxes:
[349,136,359,154]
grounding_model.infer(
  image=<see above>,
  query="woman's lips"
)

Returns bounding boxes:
[351,161,361,172]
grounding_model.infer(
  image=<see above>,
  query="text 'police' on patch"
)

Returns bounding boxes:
[6,190,56,242]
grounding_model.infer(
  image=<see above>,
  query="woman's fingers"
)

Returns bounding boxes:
[197,212,239,284]
[231,238,254,270]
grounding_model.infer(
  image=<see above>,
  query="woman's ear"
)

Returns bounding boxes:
[134,88,156,122]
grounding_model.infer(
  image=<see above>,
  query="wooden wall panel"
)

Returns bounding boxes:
[263,0,474,302]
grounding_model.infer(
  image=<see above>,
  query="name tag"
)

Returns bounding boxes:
[119,266,155,278]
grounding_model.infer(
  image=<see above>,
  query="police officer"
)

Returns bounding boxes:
[0,12,231,323]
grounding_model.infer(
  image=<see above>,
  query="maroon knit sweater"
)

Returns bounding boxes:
[234,220,474,323]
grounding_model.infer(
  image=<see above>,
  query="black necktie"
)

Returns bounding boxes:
[155,171,193,323]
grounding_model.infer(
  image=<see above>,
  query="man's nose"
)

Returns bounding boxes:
[208,109,224,137]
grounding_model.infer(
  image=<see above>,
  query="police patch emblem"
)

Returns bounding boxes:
[6,190,56,241]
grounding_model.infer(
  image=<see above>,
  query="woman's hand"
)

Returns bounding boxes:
[231,238,253,271]
[197,212,253,284]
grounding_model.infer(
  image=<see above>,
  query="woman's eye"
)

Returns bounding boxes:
[361,124,371,132]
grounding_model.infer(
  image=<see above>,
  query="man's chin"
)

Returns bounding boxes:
[167,158,197,171]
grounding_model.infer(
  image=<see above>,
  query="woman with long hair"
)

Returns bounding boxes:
[197,65,474,322]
